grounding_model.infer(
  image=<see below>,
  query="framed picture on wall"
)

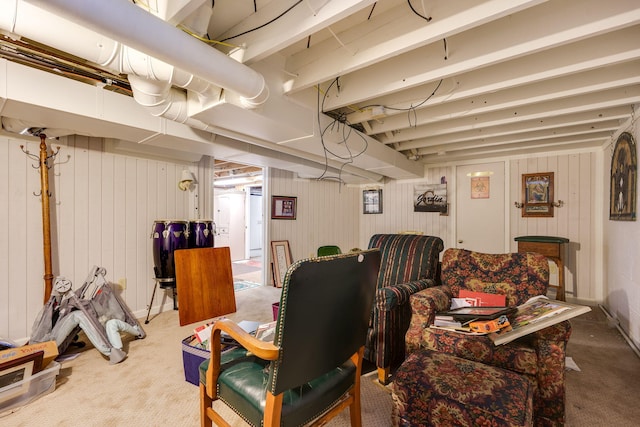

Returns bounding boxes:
[271,196,297,220]
[363,189,383,214]
[270,240,292,288]
[609,132,637,221]
[521,172,555,217]
[471,176,490,199]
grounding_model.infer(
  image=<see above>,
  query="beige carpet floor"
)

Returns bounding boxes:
[1,285,391,426]
[3,285,639,426]
[564,305,640,426]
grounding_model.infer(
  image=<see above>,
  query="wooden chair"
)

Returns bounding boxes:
[200,250,381,427]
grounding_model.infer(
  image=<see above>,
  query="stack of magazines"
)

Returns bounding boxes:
[432,295,591,345]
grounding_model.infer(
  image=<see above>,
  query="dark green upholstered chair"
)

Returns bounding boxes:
[200,250,381,427]
[317,245,341,257]
[365,234,444,384]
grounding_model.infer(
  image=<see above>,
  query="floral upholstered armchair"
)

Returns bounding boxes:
[365,234,444,384]
[405,248,572,426]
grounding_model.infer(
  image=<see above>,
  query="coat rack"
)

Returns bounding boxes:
[21,133,60,303]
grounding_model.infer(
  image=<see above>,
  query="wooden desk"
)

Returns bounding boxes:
[515,236,569,301]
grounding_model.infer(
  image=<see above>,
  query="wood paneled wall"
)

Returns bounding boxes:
[2,131,604,341]
[359,166,452,249]
[357,155,600,302]
[1,134,199,341]
[268,169,361,265]
[509,153,599,301]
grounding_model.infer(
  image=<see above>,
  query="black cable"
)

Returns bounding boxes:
[320,79,368,161]
[358,79,443,113]
[407,78,443,110]
[221,0,304,42]
[407,0,432,22]
[367,3,377,20]
[315,78,369,184]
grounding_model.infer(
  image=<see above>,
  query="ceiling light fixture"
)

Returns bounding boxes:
[466,171,494,177]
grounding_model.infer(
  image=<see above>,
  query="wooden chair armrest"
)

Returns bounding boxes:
[205,319,280,397]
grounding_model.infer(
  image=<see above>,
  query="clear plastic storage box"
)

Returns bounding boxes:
[0,361,61,414]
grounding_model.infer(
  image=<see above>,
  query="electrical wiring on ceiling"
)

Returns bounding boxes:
[218,0,304,43]
[407,0,432,22]
[355,79,444,129]
[315,78,369,185]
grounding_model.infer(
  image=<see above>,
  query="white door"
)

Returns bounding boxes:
[214,191,246,261]
[248,188,263,258]
[456,162,506,253]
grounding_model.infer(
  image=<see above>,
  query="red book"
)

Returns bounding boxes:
[458,290,506,307]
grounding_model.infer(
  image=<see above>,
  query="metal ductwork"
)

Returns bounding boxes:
[0,0,419,183]
[0,0,268,115]
[24,0,269,108]
[1,117,73,138]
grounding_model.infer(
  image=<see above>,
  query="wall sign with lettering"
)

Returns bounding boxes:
[414,184,447,213]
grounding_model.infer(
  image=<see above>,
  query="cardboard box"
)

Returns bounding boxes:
[0,341,58,369]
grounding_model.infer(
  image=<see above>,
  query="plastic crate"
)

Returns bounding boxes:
[0,361,61,414]
[181,335,249,386]
[181,335,209,386]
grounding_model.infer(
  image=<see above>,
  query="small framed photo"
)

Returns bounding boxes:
[271,196,297,220]
[363,189,383,214]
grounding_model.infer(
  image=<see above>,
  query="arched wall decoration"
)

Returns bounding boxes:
[610,131,637,221]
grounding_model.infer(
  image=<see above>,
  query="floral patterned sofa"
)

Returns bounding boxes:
[405,248,571,426]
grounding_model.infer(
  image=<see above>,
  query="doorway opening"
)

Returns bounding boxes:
[213,161,265,286]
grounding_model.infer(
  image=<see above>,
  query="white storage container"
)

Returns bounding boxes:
[0,361,60,414]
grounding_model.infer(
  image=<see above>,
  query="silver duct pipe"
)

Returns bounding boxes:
[24,0,269,107]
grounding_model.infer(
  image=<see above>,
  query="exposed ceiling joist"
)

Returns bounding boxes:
[0,0,637,174]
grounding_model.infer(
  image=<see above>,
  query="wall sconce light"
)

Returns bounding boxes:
[178,169,195,191]
[514,200,564,208]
